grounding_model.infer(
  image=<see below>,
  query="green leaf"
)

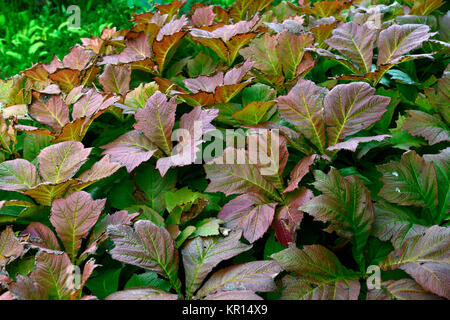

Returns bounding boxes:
[386,69,416,84]
[264,231,285,260]
[375,88,401,131]
[191,218,224,238]
[187,51,216,77]
[134,165,176,214]
[232,101,276,125]
[365,237,394,266]
[126,204,164,227]
[389,115,426,150]
[124,271,171,291]
[300,168,374,270]
[23,134,52,162]
[86,268,121,300]
[109,176,135,210]
[241,83,276,106]
[424,148,450,222]
[164,187,203,213]
[377,151,438,216]
[271,244,360,300]
[175,226,196,248]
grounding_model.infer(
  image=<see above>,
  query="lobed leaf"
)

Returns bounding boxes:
[0,159,40,192]
[377,151,438,210]
[272,244,360,300]
[107,220,179,283]
[380,226,450,299]
[196,260,281,298]
[218,193,276,243]
[301,168,374,268]
[181,230,251,297]
[37,141,92,184]
[50,191,106,258]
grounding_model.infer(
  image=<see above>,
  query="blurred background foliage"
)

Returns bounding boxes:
[0,0,240,79]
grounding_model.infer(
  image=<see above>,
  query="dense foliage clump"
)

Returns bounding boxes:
[0,0,449,300]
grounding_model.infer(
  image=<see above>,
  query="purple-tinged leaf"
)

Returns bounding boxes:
[190,15,259,42]
[64,85,84,105]
[22,222,61,251]
[312,46,361,74]
[0,159,40,191]
[204,148,281,202]
[81,211,140,260]
[156,106,218,176]
[223,59,254,85]
[107,220,179,282]
[277,31,315,80]
[99,33,151,65]
[30,251,75,300]
[325,22,376,74]
[0,226,26,267]
[204,290,263,300]
[43,55,64,73]
[284,154,316,193]
[182,230,252,297]
[183,72,224,93]
[327,135,391,152]
[402,110,449,145]
[380,226,450,299]
[50,191,105,258]
[265,16,305,34]
[72,89,120,120]
[37,141,92,183]
[277,79,328,153]
[239,33,281,75]
[246,129,288,190]
[373,201,427,249]
[75,155,121,188]
[62,45,93,71]
[29,95,70,132]
[367,279,442,300]
[8,275,48,300]
[134,91,177,155]
[275,188,314,247]
[156,15,188,41]
[272,244,360,300]
[377,24,435,66]
[99,64,131,96]
[324,82,390,147]
[91,210,140,242]
[105,287,178,300]
[196,261,281,298]
[101,130,158,172]
[218,193,276,243]
[192,6,216,27]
